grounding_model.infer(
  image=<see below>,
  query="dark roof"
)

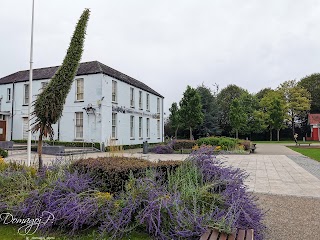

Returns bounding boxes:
[309,113,320,125]
[0,61,163,98]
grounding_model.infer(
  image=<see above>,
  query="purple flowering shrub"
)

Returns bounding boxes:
[0,147,265,239]
[149,144,174,154]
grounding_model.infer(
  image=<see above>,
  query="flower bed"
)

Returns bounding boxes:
[0,148,265,239]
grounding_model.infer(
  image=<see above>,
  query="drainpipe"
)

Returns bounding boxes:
[10,81,15,141]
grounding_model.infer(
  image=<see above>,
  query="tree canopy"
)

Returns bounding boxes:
[298,73,320,113]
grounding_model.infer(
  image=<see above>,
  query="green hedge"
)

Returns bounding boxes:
[196,137,239,150]
[72,157,181,193]
[0,148,8,158]
[172,140,196,150]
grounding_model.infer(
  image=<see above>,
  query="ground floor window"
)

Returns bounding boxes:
[139,117,143,138]
[130,115,135,139]
[157,120,160,138]
[75,112,83,139]
[146,118,150,138]
[112,113,117,139]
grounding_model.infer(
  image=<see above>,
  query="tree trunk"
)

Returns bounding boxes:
[189,127,193,140]
[175,127,178,139]
[270,129,272,141]
[292,116,295,137]
[235,129,239,139]
[277,129,280,141]
[38,132,43,170]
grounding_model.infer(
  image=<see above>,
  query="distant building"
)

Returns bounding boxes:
[307,114,320,141]
[0,61,164,146]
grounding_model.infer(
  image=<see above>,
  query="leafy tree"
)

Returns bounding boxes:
[260,91,287,141]
[229,98,246,139]
[194,84,221,137]
[168,102,180,138]
[32,9,90,169]
[278,80,311,137]
[255,88,274,100]
[298,73,320,113]
[179,86,204,140]
[217,85,247,134]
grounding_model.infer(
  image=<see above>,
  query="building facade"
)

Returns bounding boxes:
[307,113,320,141]
[0,61,164,146]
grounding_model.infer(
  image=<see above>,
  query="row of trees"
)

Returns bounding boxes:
[166,73,320,141]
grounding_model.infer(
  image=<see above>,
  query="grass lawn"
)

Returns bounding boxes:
[287,147,320,162]
[0,224,151,240]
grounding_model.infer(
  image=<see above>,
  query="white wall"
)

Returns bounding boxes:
[0,73,164,146]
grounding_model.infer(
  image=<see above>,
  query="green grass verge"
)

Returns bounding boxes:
[0,224,151,240]
[254,140,315,144]
[287,147,320,162]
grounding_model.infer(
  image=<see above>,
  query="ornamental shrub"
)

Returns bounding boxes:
[149,144,174,154]
[72,157,181,192]
[0,148,8,158]
[197,137,239,150]
[171,139,196,150]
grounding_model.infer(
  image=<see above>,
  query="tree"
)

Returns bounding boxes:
[194,84,221,137]
[298,73,320,113]
[229,98,246,139]
[216,85,247,134]
[278,80,311,137]
[260,91,287,141]
[179,86,204,140]
[168,102,180,138]
[255,88,274,101]
[32,9,90,169]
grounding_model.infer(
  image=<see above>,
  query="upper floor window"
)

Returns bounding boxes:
[157,98,160,113]
[75,78,84,101]
[146,93,150,111]
[23,84,29,105]
[130,87,135,108]
[112,80,117,102]
[6,88,11,102]
[139,91,143,109]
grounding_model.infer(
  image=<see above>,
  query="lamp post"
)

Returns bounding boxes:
[27,0,35,166]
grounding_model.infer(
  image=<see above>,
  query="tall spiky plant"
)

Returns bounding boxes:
[32,9,90,169]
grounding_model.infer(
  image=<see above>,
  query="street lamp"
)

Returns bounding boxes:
[27,0,35,166]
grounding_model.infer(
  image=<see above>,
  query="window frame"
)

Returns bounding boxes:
[130,115,135,139]
[130,87,135,108]
[112,80,117,103]
[23,84,29,105]
[139,91,143,110]
[146,93,150,111]
[75,112,84,140]
[6,88,11,102]
[157,119,160,139]
[139,117,143,139]
[75,78,84,102]
[146,118,150,138]
[157,98,160,113]
[112,113,117,139]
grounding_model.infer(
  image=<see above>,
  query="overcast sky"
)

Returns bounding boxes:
[1,0,320,114]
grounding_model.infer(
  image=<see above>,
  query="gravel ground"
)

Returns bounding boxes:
[255,193,320,240]
[286,155,320,180]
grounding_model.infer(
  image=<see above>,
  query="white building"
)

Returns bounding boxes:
[0,61,164,146]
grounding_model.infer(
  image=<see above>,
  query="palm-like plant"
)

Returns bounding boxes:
[32,9,90,169]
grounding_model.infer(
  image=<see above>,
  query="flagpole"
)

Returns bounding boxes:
[27,0,35,167]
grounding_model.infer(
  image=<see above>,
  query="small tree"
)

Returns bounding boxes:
[179,86,203,140]
[270,98,286,141]
[168,102,180,138]
[229,98,246,139]
[32,9,90,169]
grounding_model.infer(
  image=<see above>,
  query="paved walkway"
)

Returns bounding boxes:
[6,144,320,198]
